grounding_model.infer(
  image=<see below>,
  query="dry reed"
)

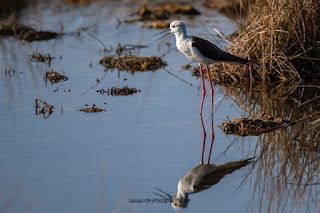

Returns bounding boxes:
[210,0,320,84]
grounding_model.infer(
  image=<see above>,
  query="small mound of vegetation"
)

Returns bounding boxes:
[203,0,251,17]
[220,114,292,136]
[100,55,166,71]
[0,14,61,41]
[96,86,140,96]
[125,3,200,23]
[45,69,68,84]
[99,43,166,72]
[29,51,55,64]
[146,20,171,29]
[79,104,105,113]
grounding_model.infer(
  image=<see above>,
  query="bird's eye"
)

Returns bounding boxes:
[172,25,176,28]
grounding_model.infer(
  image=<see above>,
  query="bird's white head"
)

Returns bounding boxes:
[169,20,187,35]
[171,196,189,209]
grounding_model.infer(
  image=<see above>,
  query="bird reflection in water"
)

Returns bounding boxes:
[155,114,253,209]
[155,157,254,209]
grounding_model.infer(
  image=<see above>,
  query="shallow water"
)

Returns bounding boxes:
[0,1,319,213]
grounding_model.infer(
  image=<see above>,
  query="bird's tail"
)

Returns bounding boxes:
[220,157,254,175]
[233,55,251,65]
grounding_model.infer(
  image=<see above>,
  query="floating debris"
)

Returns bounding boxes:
[0,14,61,41]
[220,114,292,136]
[125,3,200,23]
[181,64,191,70]
[79,104,105,113]
[45,69,68,84]
[35,99,54,119]
[5,67,15,77]
[100,55,166,71]
[96,86,140,96]
[30,51,55,66]
[114,43,148,57]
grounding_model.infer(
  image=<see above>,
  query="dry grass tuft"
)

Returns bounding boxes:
[220,114,292,136]
[96,86,140,96]
[0,14,61,42]
[100,55,166,72]
[210,0,320,84]
[125,3,200,23]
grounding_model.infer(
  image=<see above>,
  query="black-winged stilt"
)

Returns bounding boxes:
[157,20,250,115]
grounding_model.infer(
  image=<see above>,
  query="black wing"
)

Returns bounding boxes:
[191,36,249,64]
[193,158,254,193]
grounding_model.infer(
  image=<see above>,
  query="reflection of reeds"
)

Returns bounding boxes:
[209,0,320,83]
[220,81,320,212]
[250,122,320,212]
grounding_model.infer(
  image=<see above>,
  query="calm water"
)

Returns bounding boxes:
[0,1,318,213]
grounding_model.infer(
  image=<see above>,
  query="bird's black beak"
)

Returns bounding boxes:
[152,29,170,37]
[153,29,171,42]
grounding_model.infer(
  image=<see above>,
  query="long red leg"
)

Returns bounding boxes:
[200,112,206,164]
[199,64,206,115]
[207,117,214,163]
[206,66,214,115]
[206,66,215,164]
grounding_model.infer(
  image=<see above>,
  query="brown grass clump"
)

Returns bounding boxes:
[100,55,166,71]
[45,69,68,84]
[210,0,320,84]
[29,51,55,66]
[125,3,200,23]
[0,14,61,41]
[96,86,140,96]
[221,114,292,136]
[146,20,171,29]
[79,104,105,113]
[99,43,166,72]
[203,0,251,18]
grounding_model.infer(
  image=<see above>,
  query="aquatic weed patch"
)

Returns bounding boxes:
[96,86,140,96]
[100,43,166,72]
[100,55,166,71]
[45,69,68,84]
[0,14,61,41]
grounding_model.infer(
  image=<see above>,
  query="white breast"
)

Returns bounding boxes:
[176,39,192,58]
[176,38,215,65]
